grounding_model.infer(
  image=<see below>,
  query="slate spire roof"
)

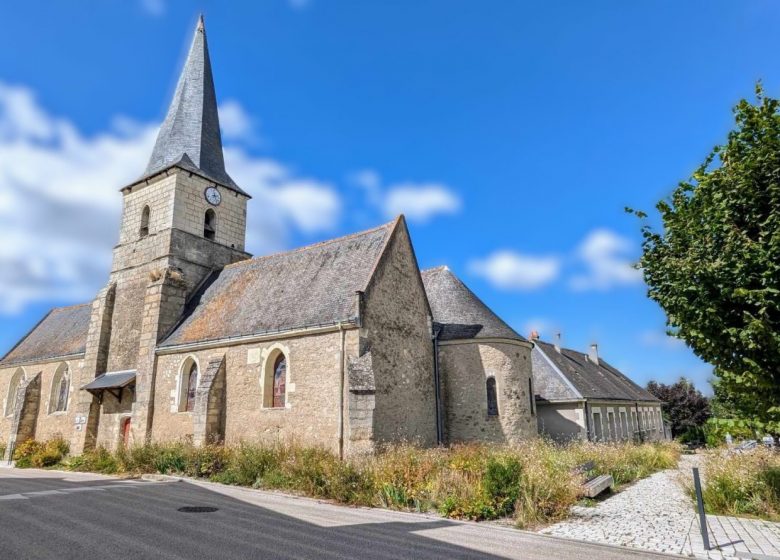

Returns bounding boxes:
[421,266,526,342]
[141,16,246,196]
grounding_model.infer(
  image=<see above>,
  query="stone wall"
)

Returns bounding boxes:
[150,328,357,453]
[438,340,536,444]
[536,401,586,442]
[361,221,437,446]
[172,173,247,252]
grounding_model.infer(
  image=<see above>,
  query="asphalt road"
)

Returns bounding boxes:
[0,468,682,560]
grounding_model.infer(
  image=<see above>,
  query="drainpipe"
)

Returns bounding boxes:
[338,322,346,460]
[635,402,644,443]
[432,326,444,446]
[583,401,592,442]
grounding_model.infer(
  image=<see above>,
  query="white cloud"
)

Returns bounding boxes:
[384,183,461,222]
[140,0,165,16]
[639,330,687,351]
[0,81,341,315]
[569,229,642,291]
[218,100,258,143]
[350,169,461,223]
[469,250,561,291]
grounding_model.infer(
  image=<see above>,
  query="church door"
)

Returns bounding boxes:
[120,417,131,449]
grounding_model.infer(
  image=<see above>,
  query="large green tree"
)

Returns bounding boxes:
[631,86,780,433]
[646,378,710,438]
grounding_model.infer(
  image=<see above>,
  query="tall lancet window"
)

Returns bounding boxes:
[486,377,499,417]
[140,205,151,238]
[204,209,216,240]
[51,363,70,413]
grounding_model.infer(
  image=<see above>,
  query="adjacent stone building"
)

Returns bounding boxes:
[531,335,666,443]
[0,18,539,459]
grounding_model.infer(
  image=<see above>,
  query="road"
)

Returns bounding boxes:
[0,468,683,560]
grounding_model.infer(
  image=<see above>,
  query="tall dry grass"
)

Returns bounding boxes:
[695,448,780,521]
[21,437,680,528]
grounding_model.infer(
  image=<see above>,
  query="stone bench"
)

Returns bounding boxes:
[582,474,614,498]
[573,461,614,498]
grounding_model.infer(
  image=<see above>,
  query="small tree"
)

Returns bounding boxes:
[647,378,711,438]
[631,86,780,433]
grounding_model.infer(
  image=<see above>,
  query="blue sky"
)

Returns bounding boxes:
[2,1,779,393]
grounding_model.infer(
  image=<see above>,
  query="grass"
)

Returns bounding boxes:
[13,437,680,528]
[693,448,780,521]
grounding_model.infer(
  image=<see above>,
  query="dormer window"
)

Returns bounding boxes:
[140,205,151,238]
[204,209,216,240]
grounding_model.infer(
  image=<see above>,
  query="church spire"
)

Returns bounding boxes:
[143,15,245,194]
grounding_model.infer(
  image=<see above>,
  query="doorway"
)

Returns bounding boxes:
[120,417,131,449]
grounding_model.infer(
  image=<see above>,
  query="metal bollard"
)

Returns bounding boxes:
[692,467,710,551]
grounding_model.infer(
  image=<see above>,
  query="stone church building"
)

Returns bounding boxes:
[0,18,537,460]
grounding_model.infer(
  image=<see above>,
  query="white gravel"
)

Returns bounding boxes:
[539,455,705,557]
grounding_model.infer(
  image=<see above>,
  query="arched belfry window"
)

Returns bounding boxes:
[486,377,498,417]
[178,357,199,413]
[204,209,216,240]
[4,368,25,417]
[50,363,70,413]
[140,205,151,238]
[262,350,288,409]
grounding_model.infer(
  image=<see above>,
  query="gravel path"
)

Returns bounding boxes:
[539,456,701,557]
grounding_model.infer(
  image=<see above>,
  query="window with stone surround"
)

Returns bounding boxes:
[178,357,199,413]
[140,205,151,238]
[486,377,498,416]
[262,349,288,409]
[204,209,216,240]
[50,363,70,413]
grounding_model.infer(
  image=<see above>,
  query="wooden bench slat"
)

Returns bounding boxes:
[582,474,613,498]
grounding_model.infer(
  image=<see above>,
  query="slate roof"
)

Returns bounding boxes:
[160,220,397,347]
[533,340,659,403]
[0,304,92,367]
[82,370,136,392]
[139,16,247,196]
[421,266,525,342]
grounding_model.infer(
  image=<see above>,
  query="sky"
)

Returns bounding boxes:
[2,1,779,394]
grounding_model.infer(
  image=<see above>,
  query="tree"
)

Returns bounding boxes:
[630,85,780,433]
[646,378,711,438]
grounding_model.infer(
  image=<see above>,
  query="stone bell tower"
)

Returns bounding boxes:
[71,16,251,453]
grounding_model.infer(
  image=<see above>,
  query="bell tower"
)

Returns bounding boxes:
[71,16,250,453]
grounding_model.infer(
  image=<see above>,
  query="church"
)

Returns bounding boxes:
[0,18,538,460]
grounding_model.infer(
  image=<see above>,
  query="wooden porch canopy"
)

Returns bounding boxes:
[82,370,136,403]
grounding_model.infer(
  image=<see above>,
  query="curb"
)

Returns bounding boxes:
[140,473,183,482]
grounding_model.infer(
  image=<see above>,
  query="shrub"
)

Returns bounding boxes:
[67,447,118,474]
[0,440,6,459]
[696,448,780,520]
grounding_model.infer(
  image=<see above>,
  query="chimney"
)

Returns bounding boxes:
[554,333,562,353]
[529,330,540,341]
[589,343,599,364]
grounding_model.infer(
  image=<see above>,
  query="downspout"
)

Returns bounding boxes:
[635,402,644,443]
[583,401,592,442]
[432,326,443,446]
[338,322,346,460]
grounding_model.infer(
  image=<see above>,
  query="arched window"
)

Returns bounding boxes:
[50,363,70,413]
[486,377,498,417]
[262,350,288,409]
[204,209,216,240]
[178,357,199,412]
[4,368,25,417]
[140,205,151,238]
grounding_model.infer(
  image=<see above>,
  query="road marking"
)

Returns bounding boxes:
[0,481,159,501]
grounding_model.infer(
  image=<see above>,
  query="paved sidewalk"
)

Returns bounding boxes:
[539,455,780,560]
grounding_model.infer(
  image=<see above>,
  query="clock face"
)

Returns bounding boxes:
[205,186,221,206]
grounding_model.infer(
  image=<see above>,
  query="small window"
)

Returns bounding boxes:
[140,205,151,238]
[185,362,198,412]
[178,358,199,413]
[486,377,498,416]
[593,411,603,441]
[51,363,70,413]
[204,209,216,240]
[272,354,287,408]
[528,377,535,415]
